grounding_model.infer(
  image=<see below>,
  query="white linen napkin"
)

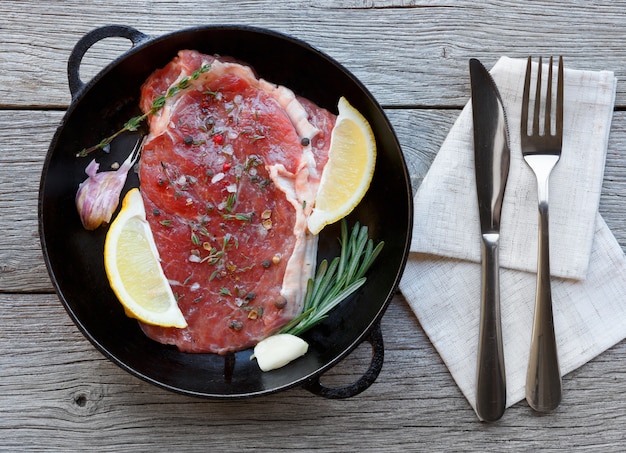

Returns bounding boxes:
[399,57,626,417]
[411,57,616,280]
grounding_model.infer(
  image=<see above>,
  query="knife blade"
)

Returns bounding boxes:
[469,58,510,422]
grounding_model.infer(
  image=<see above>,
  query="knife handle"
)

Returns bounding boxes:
[476,233,507,422]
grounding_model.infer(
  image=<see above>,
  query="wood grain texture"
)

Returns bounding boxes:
[2,1,626,108]
[3,0,626,451]
[0,111,60,292]
[3,293,626,451]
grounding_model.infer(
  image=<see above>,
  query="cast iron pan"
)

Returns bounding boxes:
[39,25,413,398]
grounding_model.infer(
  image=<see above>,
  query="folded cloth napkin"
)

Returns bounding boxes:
[411,57,616,280]
[399,56,626,418]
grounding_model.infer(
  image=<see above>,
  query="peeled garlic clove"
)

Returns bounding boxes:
[253,334,309,372]
[75,145,140,230]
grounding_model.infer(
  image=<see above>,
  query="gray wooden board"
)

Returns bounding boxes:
[2,1,626,450]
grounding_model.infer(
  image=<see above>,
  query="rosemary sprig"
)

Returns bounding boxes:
[278,219,384,337]
[76,63,212,157]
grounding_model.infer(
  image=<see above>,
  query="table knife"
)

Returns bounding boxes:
[469,58,510,422]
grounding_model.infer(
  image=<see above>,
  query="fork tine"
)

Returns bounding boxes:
[556,56,564,140]
[521,56,532,137]
[533,56,542,136]
[545,56,553,136]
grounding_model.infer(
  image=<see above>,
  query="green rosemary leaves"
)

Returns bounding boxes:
[279,219,384,337]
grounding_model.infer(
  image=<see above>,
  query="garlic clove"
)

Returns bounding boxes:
[253,333,309,372]
[75,144,140,230]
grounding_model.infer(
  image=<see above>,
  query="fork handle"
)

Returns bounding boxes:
[526,201,562,412]
[476,233,507,422]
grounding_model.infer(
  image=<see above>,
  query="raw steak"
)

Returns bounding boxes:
[137,50,335,354]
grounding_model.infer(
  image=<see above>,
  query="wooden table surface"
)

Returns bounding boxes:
[3,1,626,451]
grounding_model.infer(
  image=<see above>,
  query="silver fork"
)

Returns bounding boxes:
[521,56,563,412]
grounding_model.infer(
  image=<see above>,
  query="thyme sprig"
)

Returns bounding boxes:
[77,64,212,157]
[278,219,384,337]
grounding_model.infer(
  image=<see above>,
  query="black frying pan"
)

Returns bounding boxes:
[39,25,413,398]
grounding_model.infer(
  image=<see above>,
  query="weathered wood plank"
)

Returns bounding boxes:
[0,111,60,292]
[2,1,626,108]
[2,292,626,451]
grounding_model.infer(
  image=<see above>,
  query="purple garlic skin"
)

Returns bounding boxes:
[75,148,139,230]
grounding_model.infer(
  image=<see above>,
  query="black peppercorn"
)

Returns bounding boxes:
[273,296,287,309]
[228,320,244,331]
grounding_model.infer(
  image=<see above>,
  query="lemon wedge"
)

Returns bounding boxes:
[104,188,187,328]
[307,97,376,235]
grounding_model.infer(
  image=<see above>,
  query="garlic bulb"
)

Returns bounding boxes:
[75,145,140,230]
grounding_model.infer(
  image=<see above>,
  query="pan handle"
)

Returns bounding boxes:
[67,25,150,100]
[302,321,384,399]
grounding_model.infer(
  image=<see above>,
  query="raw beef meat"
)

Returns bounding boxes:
[137,50,335,354]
